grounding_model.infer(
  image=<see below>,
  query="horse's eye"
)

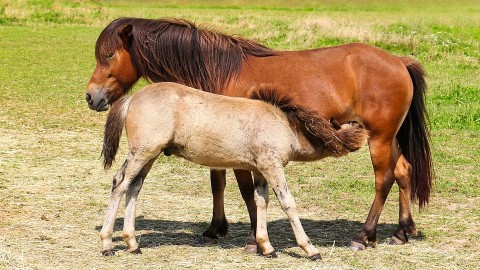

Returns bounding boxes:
[107,73,113,78]
[106,52,115,60]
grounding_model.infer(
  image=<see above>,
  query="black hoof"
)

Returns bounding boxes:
[129,247,142,254]
[349,241,367,251]
[263,251,278,258]
[389,235,406,245]
[244,244,257,253]
[102,249,115,256]
[309,254,322,261]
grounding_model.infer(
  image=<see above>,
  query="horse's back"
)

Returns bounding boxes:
[230,43,413,136]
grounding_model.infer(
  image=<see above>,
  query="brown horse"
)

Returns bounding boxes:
[100,82,367,259]
[86,18,433,251]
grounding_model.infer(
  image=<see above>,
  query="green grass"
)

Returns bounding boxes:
[0,0,479,269]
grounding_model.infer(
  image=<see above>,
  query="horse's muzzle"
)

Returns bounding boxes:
[86,92,109,112]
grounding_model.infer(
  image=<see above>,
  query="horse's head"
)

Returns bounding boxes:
[86,23,139,111]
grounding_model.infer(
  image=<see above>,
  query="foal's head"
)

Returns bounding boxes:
[86,20,139,111]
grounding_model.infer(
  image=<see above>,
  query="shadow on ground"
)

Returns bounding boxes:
[96,217,425,252]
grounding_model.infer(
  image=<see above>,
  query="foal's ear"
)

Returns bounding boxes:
[118,24,133,49]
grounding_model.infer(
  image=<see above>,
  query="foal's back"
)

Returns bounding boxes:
[126,83,297,170]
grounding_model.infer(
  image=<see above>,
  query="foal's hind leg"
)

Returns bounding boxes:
[122,158,156,254]
[350,138,396,250]
[99,153,151,256]
[391,149,417,245]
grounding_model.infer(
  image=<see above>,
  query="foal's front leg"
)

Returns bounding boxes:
[260,168,321,260]
[252,173,275,257]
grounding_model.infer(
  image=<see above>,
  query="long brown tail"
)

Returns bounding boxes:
[102,96,131,170]
[249,85,368,156]
[398,57,433,208]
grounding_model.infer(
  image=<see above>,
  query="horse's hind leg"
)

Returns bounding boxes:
[99,153,151,256]
[391,149,417,245]
[122,158,156,254]
[350,138,396,250]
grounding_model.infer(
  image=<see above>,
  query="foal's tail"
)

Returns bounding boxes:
[249,85,368,155]
[102,96,132,170]
[398,57,433,208]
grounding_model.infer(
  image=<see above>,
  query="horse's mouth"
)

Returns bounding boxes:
[87,97,109,112]
[95,99,109,112]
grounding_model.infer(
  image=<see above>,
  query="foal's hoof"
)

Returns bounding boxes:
[263,251,278,258]
[309,254,322,261]
[102,249,115,256]
[349,241,367,251]
[244,244,258,253]
[129,247,142,254]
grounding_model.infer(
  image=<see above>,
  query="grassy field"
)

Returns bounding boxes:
[0,0,479,269]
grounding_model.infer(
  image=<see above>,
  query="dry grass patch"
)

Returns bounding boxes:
[1,122,479,269]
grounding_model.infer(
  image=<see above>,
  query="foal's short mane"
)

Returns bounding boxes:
[96,17,277,93]
[250,85,367,155]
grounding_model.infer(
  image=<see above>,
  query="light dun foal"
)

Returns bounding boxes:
[99,82,368,260]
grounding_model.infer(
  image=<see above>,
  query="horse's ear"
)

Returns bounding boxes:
[118,24,133,50]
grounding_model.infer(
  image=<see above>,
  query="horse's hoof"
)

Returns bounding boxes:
[389,235,406,245]
[102,249,115,256]
[263,251,278,258]
[309,254,322,261]
[129,247,142,254]
[244,244,257,253]
[349,241,367,251]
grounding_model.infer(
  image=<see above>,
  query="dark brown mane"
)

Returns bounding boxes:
[96,17,277,93]
[250,85,367,155]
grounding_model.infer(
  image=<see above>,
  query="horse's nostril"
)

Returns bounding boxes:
[86,93,92,104]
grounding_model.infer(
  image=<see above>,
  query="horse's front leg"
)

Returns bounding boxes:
[122,159,156,254]
[201,169,228,243]
[233,169,257,252]
[202,169,257,251]
[260,168,321,260]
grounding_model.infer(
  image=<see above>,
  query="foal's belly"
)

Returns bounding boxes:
[173,149,258,172]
